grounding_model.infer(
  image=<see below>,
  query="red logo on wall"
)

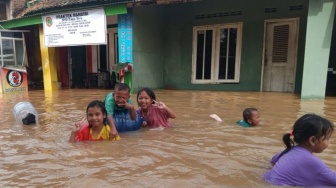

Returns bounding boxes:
[7,70,23,87]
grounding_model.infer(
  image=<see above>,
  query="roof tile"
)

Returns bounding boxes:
[14,0,134,18]
[13,0,201,19]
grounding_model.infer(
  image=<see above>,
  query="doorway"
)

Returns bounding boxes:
[69,46,87,88]
[99,44,108,71]
[262,18,299,92]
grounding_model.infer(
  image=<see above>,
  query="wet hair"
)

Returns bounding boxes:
[137,87,156,105]
[114,83,130,93]
[279,114,334,157]
[243,108,258,122]
[86,100,107,127]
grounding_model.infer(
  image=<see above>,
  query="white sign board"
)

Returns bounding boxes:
[42,8,106,47]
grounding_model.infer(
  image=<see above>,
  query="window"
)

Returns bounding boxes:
[2,39,15,66]
[192,23,242,83]
[0,31,27,67]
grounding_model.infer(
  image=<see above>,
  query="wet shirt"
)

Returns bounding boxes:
[264,146,336,186]
[104,92,133,116]
[138,106,171,127]
[75,124,111,142]
[236,120,251,127]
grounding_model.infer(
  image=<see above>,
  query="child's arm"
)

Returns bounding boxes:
[107,115,119,138]
[104,95,119,138]
[69,131,77,143]
[124,102,136,120]
[154,100,176,119]
[69,118,86,143]
[164,105,176,119]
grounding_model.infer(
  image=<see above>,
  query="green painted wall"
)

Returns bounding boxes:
[133,0,308,92]
[132,7,165,92]
[301,0,335,99]
[326,3,336,95]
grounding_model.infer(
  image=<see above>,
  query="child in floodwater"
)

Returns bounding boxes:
[69,100,120,143]
[137,87,176,128]
[236,108,260,127]
[264,114,336,186]
[104,83,143,134]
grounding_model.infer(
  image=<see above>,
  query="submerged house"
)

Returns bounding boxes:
[0,0,335,99]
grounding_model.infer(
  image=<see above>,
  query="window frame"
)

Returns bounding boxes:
[0,32,27,67]
[191,22,243,84]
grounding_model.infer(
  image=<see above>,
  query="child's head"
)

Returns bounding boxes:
[283,114,334,153]
[114,83,131,93]
[86,100,107,127]
[243,108,260,126]
[113,83,131,107]
[137,87,156,109]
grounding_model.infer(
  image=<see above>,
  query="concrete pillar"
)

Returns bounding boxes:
[301,0,335,99]
[39,25,58,92]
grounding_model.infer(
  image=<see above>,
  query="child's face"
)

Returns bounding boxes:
[87,106,105,127]
[248,110,260,126]
[137,91,153,110]
[312,134,331,153]
[113,89,130,107]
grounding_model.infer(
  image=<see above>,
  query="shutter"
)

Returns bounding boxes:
[272,25,289,63]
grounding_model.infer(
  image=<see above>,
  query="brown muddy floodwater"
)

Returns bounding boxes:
[1,89,336,187]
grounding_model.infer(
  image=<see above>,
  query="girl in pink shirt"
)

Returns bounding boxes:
[137,88,176,128]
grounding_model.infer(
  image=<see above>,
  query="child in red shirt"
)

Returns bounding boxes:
[69,100,120,143]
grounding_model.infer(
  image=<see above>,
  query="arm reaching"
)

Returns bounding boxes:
[153,100,176,119]
[107,115,119,139]
[124,100,136,120]
[69,117,86,143]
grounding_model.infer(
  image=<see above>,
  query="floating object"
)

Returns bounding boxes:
[149,126,165,131]
[13,102,38,125]
[210,114,222,122]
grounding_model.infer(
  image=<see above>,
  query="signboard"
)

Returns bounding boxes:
[42,8,106,47]
[118,14,133,64]
[0,67,27,94]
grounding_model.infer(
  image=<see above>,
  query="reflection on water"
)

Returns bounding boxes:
[1,89,336,187]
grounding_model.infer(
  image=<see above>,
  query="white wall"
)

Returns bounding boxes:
[90,15,118,73]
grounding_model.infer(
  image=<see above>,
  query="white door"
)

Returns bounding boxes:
[262,19,299,92]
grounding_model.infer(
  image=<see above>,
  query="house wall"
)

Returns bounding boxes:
[326,10,336,95]
[106,15,118,73]
[132,7,165,92]
[301,0,335,99]
[133,0,309,92]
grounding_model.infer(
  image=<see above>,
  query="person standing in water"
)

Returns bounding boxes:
[264,114,336,186]
[137,87,176,128]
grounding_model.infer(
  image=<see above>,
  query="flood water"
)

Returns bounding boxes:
[1,89,336,187]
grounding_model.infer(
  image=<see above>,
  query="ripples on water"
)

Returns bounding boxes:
[1,89,336,187]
